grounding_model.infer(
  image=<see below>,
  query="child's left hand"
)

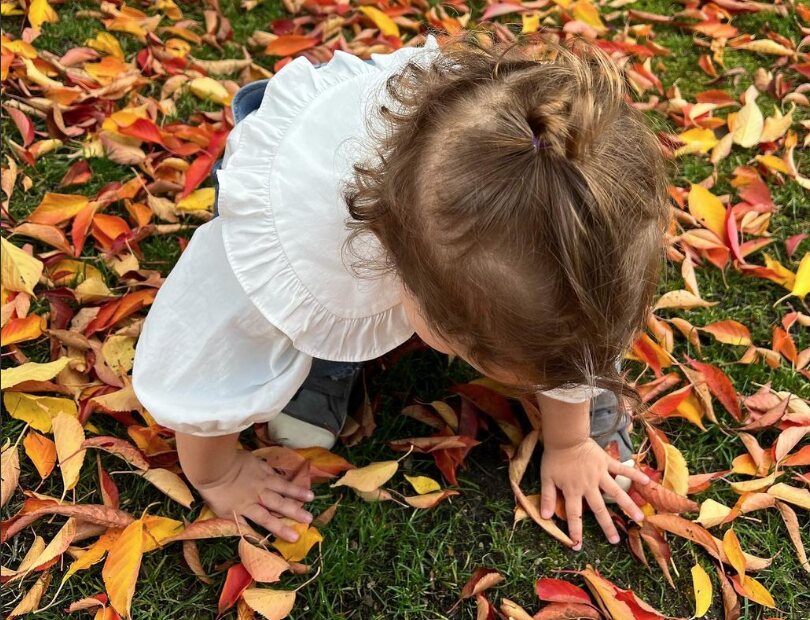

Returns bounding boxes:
[538,439,650,550]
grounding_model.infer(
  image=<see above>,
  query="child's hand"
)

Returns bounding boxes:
[539,439,649,550]
[194,450,315,542]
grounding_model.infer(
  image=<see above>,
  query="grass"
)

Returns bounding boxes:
[2,1,809,619]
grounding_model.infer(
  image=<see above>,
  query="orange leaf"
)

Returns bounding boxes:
[403,489,459,509]
[265,35,319,57]
[239,538,290,583]
[701,320,752,346]
[28,193,90,225]
[241,588,296,620]
[1,315,44,345]
[730,575,775,608]
[102,518,144,619]
[460,568,505,599]
[23,430,57,480]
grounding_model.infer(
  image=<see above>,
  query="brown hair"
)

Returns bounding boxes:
[344,33,670,403]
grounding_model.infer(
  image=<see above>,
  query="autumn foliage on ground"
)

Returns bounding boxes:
[1,0,809,618]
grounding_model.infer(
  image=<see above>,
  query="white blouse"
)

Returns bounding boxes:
[132,37,597,437]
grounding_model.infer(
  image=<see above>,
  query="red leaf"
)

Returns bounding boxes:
[452,383,523,445]
[180,152,214,199]
[535,578,592,605]
[216,563,253,619]
[117,118,166,146]
[59,160,93,187]
[4,105,35,146]
[460,568,505,599]
[688,359,742,421]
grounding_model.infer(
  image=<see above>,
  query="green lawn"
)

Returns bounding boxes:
[2,1,808,619]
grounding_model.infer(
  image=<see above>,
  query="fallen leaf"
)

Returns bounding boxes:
[22,430,57,480]
[217,563,253,619]
[271,522,322,562]
[358,6,400,37]
[1,236,43,295]
[688,184,727,239]
[140,468,194,508]
[0,357,70,389]
[52,411,86,492]
[331,460,398,493]
[239,538,290,583]
[767,483,810,510]
[404,474,441,495]
[691,563,712,618]
[102,518,143,619]
[241,588,295,620]
[8,570,51,617]
[701,320,752,346]
[1,442,20,508]
[732,87,763,148]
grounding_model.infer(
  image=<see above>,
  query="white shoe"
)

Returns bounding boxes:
[266,412,338,450]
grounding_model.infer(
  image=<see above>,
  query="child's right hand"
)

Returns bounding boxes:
[193,450,314,542]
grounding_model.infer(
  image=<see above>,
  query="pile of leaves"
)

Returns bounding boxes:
[1,0,808,618]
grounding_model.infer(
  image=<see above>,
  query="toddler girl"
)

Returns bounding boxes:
[133,33,669,551]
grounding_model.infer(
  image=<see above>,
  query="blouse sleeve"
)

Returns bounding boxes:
[132,217,313,437]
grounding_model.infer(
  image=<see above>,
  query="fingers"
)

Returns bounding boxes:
[265,475,315,503]
[564,492,584,551]
[608,460,650,485]
[243,505,300,542]
[540,476,557,520]
[259,490,313,524]
[601,476,645,523]
[586,488,619,544]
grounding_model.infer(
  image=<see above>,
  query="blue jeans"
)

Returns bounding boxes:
[210,80,362,382]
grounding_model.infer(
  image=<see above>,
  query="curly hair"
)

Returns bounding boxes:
[343,33,670,403]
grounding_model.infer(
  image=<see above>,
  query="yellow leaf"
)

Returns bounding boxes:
[676,393,706,430]
[732,87,763,148]
[763,254,796,290]
[85,31,124,59]
[189,76,232,106]
[358,6,400,37]
[729,471,780,494]
[1,443,20,508]
[675,128,718,156]
[8,571,51,618]
[767,482,810,510]
[691,563,712,618]
[521,13,540,34]
[738,575,776,608]
[1,236,43,295]
[1,357,70,389]
[271,521,323,562]
[28,0,58,30]
[3,392,78,433]
[687,184,727,239]
[241,588,296,620]
[662,443,689,497]
[760,105,794,143]
[722,529,746,579]
[654,289,717,310]
[102,518,144,619]
[176,187,215,212]
[701,320,752,346]
[21,57,62,88]
[332,460,398,493]
[101,335,136,374]
[695,498,731,528]
[142,515,184,552]
[755,155,789,174]
[404,474,441,495]
[571,0,606,31]
[25,517,76,576]
[140,468,194,508]
[736,39,795,57]
[791,253,810,299]
[52,412,86,492]
[65,530,120,580]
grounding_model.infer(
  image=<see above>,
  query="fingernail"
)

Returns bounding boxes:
[305,491,315,501]
[286,532,300,542]
[302,512,313,523]
[573,543,582,551]
[641,475,651,484]
[635,513,645,522]
[610,536,620,544]
[541,510,551,519]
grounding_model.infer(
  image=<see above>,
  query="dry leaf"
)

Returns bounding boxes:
[52,412,86,492]
[691,563,712,618]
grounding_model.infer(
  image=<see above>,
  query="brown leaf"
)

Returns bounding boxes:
[182,539,213,585]
[1,442,20,508]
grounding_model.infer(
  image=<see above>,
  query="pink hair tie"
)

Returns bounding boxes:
[532,135,551,151]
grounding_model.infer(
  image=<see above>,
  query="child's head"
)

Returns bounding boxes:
[345,34,669,396]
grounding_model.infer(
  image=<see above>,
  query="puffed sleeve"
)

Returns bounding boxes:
[132,217,313,436]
